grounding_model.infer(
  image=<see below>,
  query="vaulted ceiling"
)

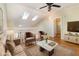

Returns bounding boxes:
[6,3,77,28]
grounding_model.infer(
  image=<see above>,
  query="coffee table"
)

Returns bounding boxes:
[36,40,58,56]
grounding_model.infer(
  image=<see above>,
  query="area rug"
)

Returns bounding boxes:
[53,45,74,56]
[22,44,75,56]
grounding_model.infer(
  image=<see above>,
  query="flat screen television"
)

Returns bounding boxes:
[67,21,79,32]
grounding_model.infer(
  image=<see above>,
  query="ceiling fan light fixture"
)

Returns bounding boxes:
[22,12,29,20]
[18,25,22,27]
[32,15,38,21]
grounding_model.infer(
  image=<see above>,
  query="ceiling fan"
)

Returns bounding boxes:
[40,3,61,11]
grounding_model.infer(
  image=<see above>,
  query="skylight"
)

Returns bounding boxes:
[22,12,29,20]
[32,16,38,21]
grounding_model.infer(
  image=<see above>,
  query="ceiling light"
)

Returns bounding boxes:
[22,12,29,20]
[19,25,22,27]
[32,16,38,21]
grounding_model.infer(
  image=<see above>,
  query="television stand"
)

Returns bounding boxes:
[64,34,79,44]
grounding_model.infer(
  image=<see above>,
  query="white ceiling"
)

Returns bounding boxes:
[6,3,77,28]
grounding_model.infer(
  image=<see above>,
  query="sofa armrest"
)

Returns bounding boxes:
[5,50,11,56]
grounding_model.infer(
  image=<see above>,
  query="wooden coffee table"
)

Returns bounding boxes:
[36,40,58,56]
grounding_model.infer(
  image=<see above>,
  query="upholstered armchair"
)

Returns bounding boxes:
[38,31,46,40]
[25,32,36,45]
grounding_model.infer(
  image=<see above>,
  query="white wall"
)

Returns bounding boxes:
[36,16,57,37]
[0,4,7,44]
[60,5,79,39]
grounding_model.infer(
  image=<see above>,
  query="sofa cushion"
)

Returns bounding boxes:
[14,45,24,55]
[15,51,26,56]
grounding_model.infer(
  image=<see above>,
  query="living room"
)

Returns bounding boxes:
[0,3,79,56]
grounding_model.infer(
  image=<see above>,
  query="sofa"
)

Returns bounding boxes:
[5,40,26,56]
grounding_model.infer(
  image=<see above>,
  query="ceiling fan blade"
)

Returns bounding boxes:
[52,5,61,8]
[40,5,47,9]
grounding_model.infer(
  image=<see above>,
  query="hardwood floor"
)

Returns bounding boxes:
[22,36,79,56]
[54,37,79,56]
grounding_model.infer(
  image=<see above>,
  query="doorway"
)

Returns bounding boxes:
[54,18,61,39]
